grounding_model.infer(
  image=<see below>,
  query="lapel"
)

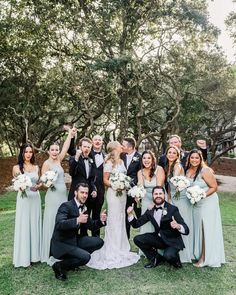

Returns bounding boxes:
[71,198,80,217]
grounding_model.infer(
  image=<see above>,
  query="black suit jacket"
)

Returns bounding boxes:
[90,150,105,204]
[51,199,105,258]
[130,202,189,250]
[68,156,97,200]
[121,151,141,186]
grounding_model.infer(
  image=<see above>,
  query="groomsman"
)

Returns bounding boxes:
[121,137,141,238]
[50,183,106,281]
[89,135,105,237]
[158,134,208,169]
[127,186,189,269]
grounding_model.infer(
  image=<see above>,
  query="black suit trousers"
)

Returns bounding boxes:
[56,236,104,271]
[134,233,179,265]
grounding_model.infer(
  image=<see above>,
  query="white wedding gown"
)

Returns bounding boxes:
[87,161,140,269]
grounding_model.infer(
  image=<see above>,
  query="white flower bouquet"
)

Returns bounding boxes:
[186,185,206,204]
[170,176,190,199]
[12,174,32,198]
[40,170,58,191]
[110,172,131,197]
[128,185,146,207]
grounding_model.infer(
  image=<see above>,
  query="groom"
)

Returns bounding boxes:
[50,183,107,281]
[127,186,189,269]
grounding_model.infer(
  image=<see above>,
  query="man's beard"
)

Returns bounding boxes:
[153,198,165,206]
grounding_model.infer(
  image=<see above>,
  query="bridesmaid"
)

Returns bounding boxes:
[164,145,193,263]
[13,143,42,267]
[41,128,74,264]
[185,149,225,267]
[137,150,165,235]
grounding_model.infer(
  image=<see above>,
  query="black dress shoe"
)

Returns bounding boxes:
[52,262,67,281]
[144,257,158,269]
[171,257,182,269]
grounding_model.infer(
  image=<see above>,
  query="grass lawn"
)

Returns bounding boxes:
[0,191,235,295]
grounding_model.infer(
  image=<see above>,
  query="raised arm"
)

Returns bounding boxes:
[59,129,74,161]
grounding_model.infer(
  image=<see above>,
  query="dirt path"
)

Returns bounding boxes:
[216,175,236,193]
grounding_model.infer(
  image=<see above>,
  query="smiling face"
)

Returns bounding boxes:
[48,144,60,160]
[92,135,103,151]
[189,152,201,168]
[166,146,179,163]
[152,188,165,206]
[23,146,33,162]
[142,153,153,169]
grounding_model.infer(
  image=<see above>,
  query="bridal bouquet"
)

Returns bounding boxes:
[186,185,206,204]
[12,174,32,198]
[128,185,146,207]
[110,172,131,197]
[169,176,190,199]
[40,170,58,191]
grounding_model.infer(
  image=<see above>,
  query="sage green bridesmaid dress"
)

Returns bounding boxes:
[191,172,225,267]
[13,170,42,267]
[41,162,67,264]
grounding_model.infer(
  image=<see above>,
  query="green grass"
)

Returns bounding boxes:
[0,191,236,295]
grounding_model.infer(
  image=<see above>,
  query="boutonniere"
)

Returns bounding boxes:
[132,156,139,162]
[89,158,94,164]
[162,208,168,216]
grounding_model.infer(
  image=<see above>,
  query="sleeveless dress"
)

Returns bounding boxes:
[87,161,140,269]
[190,172,225,267]
[13,170,42,267]
[41,162,67,264]
[140,170,157,235]
[168,176,193,263]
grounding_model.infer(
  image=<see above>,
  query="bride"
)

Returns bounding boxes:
[87,141,140,269]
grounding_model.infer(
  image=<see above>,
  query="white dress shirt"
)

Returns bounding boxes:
[126,150,136,169]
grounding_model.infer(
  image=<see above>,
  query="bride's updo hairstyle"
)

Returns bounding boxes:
[105,141,121,168]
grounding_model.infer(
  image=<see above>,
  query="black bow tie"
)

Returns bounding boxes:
[154,206,163,211]
[94,151,101,155]
[78,205,84,210]
[83,157,88,161]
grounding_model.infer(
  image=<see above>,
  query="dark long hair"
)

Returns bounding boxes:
[185,149,204,181]
[164,145,180,179]
[17,143,36,174]
[141,150,156,179]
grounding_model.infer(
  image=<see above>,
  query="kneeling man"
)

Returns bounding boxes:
[127,185,189,269]
[51,183,106,281]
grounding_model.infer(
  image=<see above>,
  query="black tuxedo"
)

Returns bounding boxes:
[50,199,104,271]
[89,150,105,237]
[68,155,97,200]
[121,151,141,238]
[130,202,189,266]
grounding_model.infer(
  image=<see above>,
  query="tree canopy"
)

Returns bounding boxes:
[0,0,235,160]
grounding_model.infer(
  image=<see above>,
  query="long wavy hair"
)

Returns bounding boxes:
[185,149,205,181]
[17,143,36,174]
[141,150,156,179]
[105,141,121,168]
[164,145,180,179]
